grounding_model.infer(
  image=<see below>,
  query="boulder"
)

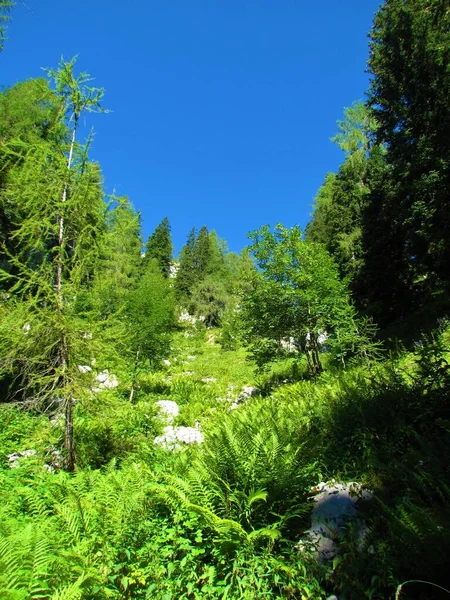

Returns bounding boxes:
[298,481,372,563]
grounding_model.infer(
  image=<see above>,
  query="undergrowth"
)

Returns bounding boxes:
[0,327,449,598]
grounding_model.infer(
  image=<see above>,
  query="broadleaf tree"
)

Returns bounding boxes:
[242,225,372,374]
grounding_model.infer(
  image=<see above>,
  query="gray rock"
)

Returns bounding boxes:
[298,481,372,563]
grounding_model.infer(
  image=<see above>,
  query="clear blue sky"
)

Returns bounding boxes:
[1,0,381,255]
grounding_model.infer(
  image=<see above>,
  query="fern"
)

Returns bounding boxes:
[50,575,86,600]
[0,525,55,599]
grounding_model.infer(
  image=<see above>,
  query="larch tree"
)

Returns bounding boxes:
[305,102,376,303]
[0,57,107,471]
[0,78,64,285]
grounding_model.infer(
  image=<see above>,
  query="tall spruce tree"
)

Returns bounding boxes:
[0,58,107,471]
[144,216,173,277]
[175,227,197,302]
[195,225,213,277]
[175,225,216,308]
[364,0,450,317]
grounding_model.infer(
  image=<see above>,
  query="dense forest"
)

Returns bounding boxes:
[0,1,449,598]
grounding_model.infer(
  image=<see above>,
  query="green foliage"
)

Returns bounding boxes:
[0,0,13,51]
[363,0,450,319]
[144,217,173,278]
[243,224,367,374]
[125,259,175,399]
[306,102,376,299]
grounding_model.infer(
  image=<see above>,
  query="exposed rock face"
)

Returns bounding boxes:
[298,481,372,563]
[154,425,204,450]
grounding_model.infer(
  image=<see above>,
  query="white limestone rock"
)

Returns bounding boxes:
[7,449,36,468]
[154,425,204,450]
[280,337,297,353]
[93,369,119,391]
[233,385,258,405]
[155,400,179,423]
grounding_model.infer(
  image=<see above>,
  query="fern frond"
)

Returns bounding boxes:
[50,574,86,600]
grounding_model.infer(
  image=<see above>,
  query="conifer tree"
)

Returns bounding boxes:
[144,216,173,278]
[195,225,212,277]
[175,227,197,302]
[364,0,450,317]
[305,102,376,302]
[0,79,63,285]
[0,58,107,471]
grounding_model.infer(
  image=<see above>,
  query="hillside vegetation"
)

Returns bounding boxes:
[1,1,449,598]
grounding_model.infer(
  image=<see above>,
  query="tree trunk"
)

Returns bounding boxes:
[129,349,140,403]
[57,120,77,471]
[64,393,75,472]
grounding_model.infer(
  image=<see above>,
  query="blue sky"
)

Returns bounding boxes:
[1,0,382,255]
